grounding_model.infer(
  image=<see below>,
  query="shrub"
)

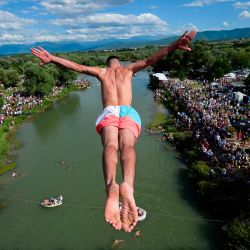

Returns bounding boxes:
[185,147,201,161]
[227,219,250,250]
[189,161,210,179]
[197,180,217,196]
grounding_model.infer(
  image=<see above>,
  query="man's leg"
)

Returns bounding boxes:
[119,129,138,232]
[101,126,122,230]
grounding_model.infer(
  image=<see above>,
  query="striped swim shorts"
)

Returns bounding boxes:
[95,106,141,138]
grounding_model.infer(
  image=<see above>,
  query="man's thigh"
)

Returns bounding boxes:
[118,128,137,149]
[101,126,119,146]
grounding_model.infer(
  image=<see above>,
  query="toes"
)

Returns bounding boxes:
[132,221,137,226]
[122,223,129,232]
[105,218,112,224]
[114,221,122,230]
[123,223,132,233]
[116,220,122,230]
[106,216,122,230]
[129,223,136,231]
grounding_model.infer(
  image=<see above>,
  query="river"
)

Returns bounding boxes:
[0,70,224,250]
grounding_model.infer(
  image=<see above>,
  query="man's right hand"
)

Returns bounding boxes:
[31,47,52,65]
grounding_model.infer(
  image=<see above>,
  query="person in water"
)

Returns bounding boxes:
[31,30,196,232]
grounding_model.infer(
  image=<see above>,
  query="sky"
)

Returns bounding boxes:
[0,0,249,45]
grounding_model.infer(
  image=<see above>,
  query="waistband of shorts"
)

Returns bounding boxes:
[103,105,131,109]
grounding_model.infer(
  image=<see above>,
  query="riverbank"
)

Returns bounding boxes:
[148,79,249,250]
[0,83,89,176]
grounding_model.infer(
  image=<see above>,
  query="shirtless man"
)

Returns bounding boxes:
[31,30,196,232]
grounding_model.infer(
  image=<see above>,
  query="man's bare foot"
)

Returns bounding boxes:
[105,183,122,230]
[120,182,138,232]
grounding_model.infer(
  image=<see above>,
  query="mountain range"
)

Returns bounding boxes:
[0,27,249,56]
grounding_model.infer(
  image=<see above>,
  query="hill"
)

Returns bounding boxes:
[0,27,249,56]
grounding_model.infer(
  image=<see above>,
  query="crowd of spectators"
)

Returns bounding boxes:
[0,86,72,126]
[154,78,249,180]
[0,87,43,126]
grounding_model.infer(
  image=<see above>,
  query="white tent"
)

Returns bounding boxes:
[233,92,247,102]
[152,73,168,81]
[224,73,236,79]
[210,82,220,88]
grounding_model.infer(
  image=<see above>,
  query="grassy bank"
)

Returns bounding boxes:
[0,84,85,176]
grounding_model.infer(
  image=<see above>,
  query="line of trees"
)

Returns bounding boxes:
[0,55,77,97]
[153,40,250,80]
[0,39,249,97]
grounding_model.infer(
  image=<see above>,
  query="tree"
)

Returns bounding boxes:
[56,67,77,86]
[0,59,11,70]
[24,64,54,96]
[0,69,7,85]
[208,57,232,80]
[4,69,19,88]
[0,68,19,88]
[230,51,250,70]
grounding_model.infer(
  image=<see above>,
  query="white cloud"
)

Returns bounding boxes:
[49,13,168,41]
[51,13,167,27]
[31,5,39,10]
[183,1,204,7]
[183,0,236,7]
[239,10,250,18]
[64,22,169,41]
[150,5,159,9]
[41,0,133,15]
[0,10,38,45]
[170,23,198,35]
[0,10,36,30]
[0,11,169,45]
[233,1,250,8]
[222,21,229,26]
[0,33,25,43]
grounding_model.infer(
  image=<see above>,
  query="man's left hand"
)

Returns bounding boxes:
[173,30,197,52]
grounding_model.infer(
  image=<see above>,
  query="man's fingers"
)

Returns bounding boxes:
[38,46,45,52]
[31,50,40,57]
[31,48,41,55]
[181,30,188,38]
[31,51,40,57]
[187,30,196,40]
[179,46,192,52]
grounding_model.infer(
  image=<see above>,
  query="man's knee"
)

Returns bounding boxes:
[119,141,135,153]
[104,140,119,152]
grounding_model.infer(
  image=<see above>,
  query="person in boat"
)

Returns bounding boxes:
[31,30,196,232]
[137,208,144,217]
[42,198,51,205]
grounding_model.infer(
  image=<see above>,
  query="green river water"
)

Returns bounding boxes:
[0,71,225,250]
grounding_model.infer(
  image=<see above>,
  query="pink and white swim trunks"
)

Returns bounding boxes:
[96,106,141,138]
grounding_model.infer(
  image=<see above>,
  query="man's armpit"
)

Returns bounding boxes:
[101,68,107,75]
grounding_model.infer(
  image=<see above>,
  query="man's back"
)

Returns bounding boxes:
[98,66,133,108]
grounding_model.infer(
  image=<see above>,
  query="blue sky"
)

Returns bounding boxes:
[0,0,249,45]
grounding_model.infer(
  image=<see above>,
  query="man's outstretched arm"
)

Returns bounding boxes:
[127,30,196,74]
[31,47,101,77]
